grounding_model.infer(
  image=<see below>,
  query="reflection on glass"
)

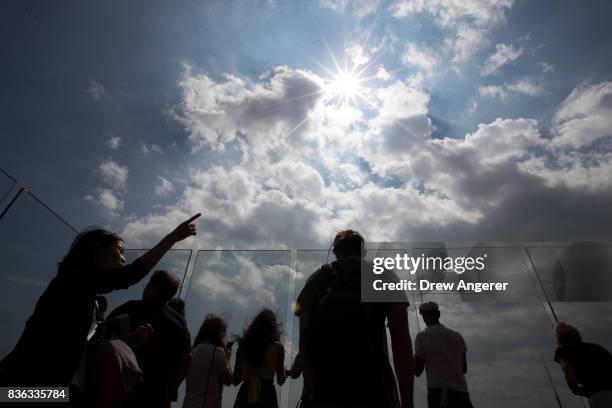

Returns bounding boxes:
[182,250,292,408]
[0,192,77,359]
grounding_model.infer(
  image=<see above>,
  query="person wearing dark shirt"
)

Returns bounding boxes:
[294,230,414,408]
[554,322,612,407]
[0,213,201,388]
[109,270,192,408]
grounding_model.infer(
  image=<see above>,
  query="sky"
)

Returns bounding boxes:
[1,2,612,406]
[1,0,612,250]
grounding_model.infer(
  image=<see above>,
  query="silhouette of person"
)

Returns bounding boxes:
[108,270,191,408]
[295,230,414,408]
[0,213,201,388]
[183,314,233,408]
[554,322,612,407]
[232,309,286,408]
[415,302,473,408]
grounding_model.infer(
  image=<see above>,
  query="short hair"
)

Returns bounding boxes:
[419,301,439,315]
[554,322,582,345]
[332,230,364,258]
[148,270,180,302]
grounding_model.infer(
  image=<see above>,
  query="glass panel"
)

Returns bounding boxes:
[417,245,569,407]
[0,191,77,359]
[181,250,292,408]
[527,244,612,407]
[103,249,192,315]
[0,168,17,206]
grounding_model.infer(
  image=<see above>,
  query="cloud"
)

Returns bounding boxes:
[479,84,507,99]
[551,81,612,148]
[177,65,323,157]
[121,70,612,254]
[376,65,391,81]
[106,135,122,150]
[84,189,124,213]
[401,42,438,74]
[98,160,129,189]
[346,44,369,68]
[319,0,380,17]
[481,43,523,76]
[538,62,554,73]
[392,0,514,63]
[88,80,109,102]
[141,143,162,154]
[479,79,543,99]
[155,176,175,196]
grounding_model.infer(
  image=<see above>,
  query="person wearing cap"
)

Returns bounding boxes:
[414,302,473,408]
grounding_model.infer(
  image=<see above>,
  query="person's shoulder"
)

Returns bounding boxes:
[297,266,329,303]
[305,264,331,285]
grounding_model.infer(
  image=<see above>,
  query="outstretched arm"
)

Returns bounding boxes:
[137,213,201,270]
[93,213,201,293]
[388,303,414,408]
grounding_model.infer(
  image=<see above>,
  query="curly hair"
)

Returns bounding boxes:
[193,314,228,348]
[239,309,281,367]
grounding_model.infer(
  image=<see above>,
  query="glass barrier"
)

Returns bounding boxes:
[1,204,610,408]
[0,168,17,206]
[181,250,292,408]
[527,244,612,407]
[0,191,78,359]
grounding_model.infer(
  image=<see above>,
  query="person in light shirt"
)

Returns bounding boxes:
[414,302,473,408]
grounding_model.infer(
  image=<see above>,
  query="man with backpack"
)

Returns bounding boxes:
[108,270,192,408]
[295,230,414,408]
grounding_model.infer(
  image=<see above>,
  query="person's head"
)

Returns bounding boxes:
[240,309,281,367]
[59,228,124,273]
[419,302,440,326]
[143,270,180,302]
[332,229,364,260]
[193,314,227,348]
[168,298,186,317]
[554,322,582,346]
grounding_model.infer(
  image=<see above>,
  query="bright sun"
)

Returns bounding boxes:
[326,70,364,104]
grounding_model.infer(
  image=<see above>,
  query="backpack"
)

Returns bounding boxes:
[304,261,394,407]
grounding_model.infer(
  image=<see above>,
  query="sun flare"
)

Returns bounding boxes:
[326,70,365,105]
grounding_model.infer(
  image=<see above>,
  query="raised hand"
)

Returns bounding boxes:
[168,213,201,243]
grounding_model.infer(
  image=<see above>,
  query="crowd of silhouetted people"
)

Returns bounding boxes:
[1,215,612,408]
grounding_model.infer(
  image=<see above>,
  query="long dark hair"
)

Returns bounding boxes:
[58,227,122,274]
[239,309,281,368]
[193,314,227,349]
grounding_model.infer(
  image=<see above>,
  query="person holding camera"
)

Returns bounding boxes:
[183,314,233,408]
